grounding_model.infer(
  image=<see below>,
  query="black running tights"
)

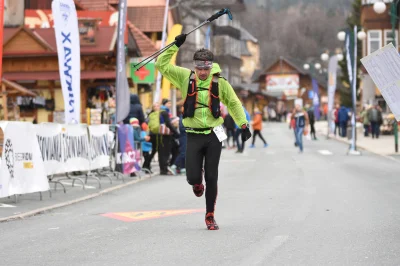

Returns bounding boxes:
[186,132,222,213]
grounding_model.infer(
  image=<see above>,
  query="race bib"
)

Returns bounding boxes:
[213,125,227,142]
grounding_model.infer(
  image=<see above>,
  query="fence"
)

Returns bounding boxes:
[0,122,146,201]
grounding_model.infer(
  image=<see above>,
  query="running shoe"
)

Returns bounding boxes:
[192,184,204,197]
[205,212,219,230]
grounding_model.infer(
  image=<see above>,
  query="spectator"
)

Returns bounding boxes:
[338,105,349,138]
[123,94,145,125]
[368,104,383,139]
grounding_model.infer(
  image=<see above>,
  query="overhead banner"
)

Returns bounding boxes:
[266,74,299,96]
[52,0,81,123]
[115,0,130,123]
[116,124,140,175]
[88,125,110,170]
[0,122,49,198]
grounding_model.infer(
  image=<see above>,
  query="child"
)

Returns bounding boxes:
[140,122,153,173]
[168,114,187,175]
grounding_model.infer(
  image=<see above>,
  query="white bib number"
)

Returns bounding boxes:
[213,125,227,142]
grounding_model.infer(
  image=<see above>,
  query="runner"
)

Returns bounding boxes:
[292,104,310,153]
[155,34,252,230]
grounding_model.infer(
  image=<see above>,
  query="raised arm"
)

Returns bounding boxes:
[155,44,191,92]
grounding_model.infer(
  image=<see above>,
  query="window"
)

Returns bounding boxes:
[384,29,398,46]
[368,30,382,54]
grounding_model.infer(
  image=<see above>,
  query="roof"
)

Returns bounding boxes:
[2,78,37,96]
[3,27,116,56]
[79,1,158,58]
[127,21,158,57]
[128,6,165,32]
[240,27,258,43]
[4,71,117,81]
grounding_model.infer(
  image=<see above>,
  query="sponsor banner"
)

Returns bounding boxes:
[0,122,48,198]
[116,124,140,174]
[35,123,65,175]
[52,0,81,123]
[63,124,90,172]
[266,74,300,92]
[88,125,110,170]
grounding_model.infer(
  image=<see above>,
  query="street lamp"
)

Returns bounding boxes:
[321,53,329,61]
[357,30,367,41]
[337,53,344,61]
[337,31,346,41]
[373,1,387,14]
[303,64,310,70]
[314,63,321,70]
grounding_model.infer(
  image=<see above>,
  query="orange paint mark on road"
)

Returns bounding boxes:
[101,208,205,222]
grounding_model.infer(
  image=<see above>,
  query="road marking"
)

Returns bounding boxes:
[60,182,96,189]
[0,203,16,208]
[318,150,333,155]
[101,208,206,222]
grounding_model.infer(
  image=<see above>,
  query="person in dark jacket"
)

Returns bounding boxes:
[338,106,349,138]
[123,94,145,125]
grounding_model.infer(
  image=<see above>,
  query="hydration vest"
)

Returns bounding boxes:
[183,71,221,119]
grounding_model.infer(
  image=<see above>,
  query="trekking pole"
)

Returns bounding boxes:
[131,8,233,71]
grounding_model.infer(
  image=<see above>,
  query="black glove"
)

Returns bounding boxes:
[175,34,187,47]
[241,124,252,143]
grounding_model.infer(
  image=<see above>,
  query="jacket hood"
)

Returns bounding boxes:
[130,94,141,105]
[211,63,222,76]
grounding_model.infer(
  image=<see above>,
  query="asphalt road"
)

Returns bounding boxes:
[1,123,400,266]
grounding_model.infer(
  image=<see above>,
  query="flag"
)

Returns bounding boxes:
[327,55,338,133]
[52,0,81,123]
[115,0,130,123]
[312,78,320,120]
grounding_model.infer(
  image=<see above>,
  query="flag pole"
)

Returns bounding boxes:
[153,0,170,104]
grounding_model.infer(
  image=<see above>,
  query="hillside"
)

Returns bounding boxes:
[239,0,354,68]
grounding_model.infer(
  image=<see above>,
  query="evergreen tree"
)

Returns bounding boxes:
[338,0,362,107]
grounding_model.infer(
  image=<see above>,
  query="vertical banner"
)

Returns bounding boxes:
[0,0,4,79]
[327,55,338,119]
[116,124,140,174]
[52,0,81,124]
[115,0,130,123]
[350,26,358,152]
[312,78,320,120]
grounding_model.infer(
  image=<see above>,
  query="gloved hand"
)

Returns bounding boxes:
[241,124,252,143]
[175,33,187,47]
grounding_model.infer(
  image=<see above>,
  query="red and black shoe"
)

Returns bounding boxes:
[192,184,204,197]
[205,212,219,230]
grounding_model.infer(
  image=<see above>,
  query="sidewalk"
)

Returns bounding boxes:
[0,164,160,222]
[315,121,399,156]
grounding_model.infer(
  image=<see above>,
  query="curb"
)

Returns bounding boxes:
[0,171,160,223]
[323,132,399,162]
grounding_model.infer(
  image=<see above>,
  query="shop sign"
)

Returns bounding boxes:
[130,60,155,84]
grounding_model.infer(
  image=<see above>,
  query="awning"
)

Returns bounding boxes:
[2,78,37,97]
[3,71,117,81]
